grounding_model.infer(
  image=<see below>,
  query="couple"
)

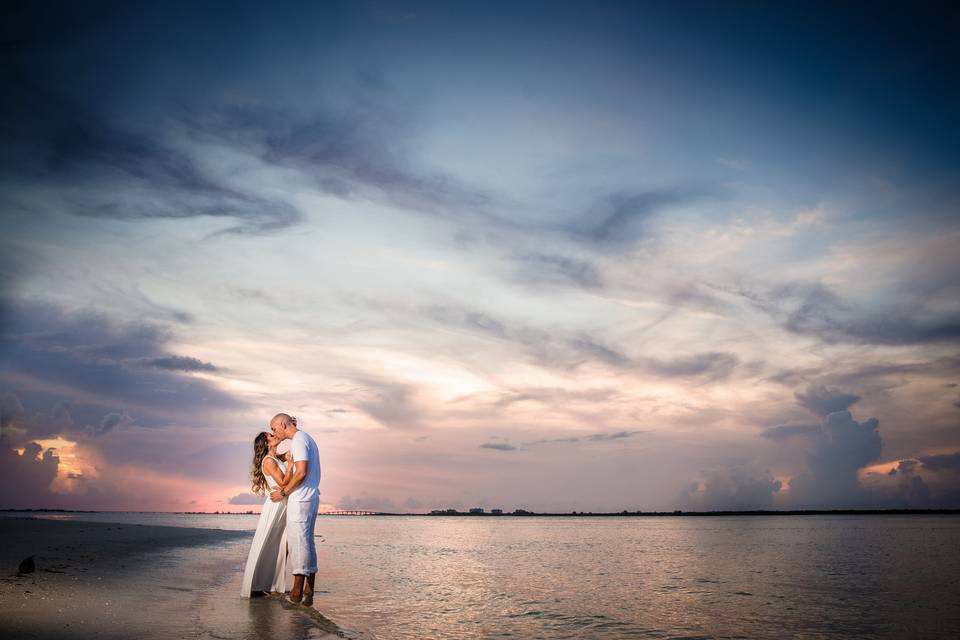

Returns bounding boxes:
[240,413,321,606]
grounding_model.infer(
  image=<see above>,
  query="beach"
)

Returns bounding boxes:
[0,517,343,640]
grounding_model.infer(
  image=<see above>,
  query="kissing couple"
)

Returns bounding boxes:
[240,413,322,606]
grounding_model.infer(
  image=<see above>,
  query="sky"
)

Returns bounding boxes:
[2,0,959,513]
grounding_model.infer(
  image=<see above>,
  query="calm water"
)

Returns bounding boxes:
[8,512,960,639]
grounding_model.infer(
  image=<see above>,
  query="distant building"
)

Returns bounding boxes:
[491,508,503,515]
[469,507,484,514]
[513,508,533,515]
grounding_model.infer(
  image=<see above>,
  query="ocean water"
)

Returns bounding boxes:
[8,512,960,639]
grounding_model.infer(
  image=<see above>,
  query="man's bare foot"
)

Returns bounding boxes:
[287,590,303,604]
[301,589,313,607]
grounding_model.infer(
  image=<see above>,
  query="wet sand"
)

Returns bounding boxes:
[0,517,344,640]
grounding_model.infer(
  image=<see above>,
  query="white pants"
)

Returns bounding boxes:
[287,496,319,575]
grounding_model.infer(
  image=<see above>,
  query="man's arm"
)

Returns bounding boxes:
[270,459,308,502]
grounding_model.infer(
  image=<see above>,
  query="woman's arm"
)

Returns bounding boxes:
[270,460,308,501]
[281,453,295,485]
[262,457,286,489]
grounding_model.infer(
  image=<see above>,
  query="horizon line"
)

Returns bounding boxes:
[4,507,960,517]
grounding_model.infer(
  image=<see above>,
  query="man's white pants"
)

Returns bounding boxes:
[287,497,319,575]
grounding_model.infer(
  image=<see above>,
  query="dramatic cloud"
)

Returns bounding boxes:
[794,385,861,418]
[881,459,933,507]
[2,78,303,234]
[2,2,959,511]
[0,443,60,509]
[0,299,242,430]
[788,411,882,508]
[682,468,782,510]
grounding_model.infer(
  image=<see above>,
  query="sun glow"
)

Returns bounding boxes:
[33,436,100,494]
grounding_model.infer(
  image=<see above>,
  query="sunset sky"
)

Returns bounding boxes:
[2,1,959,513]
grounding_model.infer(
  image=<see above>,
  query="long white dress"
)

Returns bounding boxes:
[240,455,291,596]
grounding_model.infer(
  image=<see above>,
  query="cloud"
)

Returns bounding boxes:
[480,442,517,451]
[0,299,243,430]
[199,93,499,226]
[570,337,633,368]
[228,492,264,505]
[0,442,60,509]
[586,430,641,441]
[681,467,782,510]
[511,252,603,290]
[0,394,77,446]
[883,459,932,506]
[794,385,861,418]
[752,281,960,346]
[93,411,135,436]
[523,436,581,446]
[144,356,218,372]
[760,423,821,441]
[0,391,26,437]
[644,352,739,380]
[423,303,606,370]
[888,459,920,477]
[788,410,882,508]
[569,187,717,249]
[918,452,960,471]
[356,380,424,429]
[424,302,738,380]
[826,355,960,387]
[1,74,302,235]
[521,430,640,446]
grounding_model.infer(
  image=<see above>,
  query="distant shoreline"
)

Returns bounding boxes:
[4,507,959,517]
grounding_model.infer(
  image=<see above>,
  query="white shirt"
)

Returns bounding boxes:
[289,430,321,502]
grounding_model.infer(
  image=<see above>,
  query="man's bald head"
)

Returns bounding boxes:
[270,413,297,439]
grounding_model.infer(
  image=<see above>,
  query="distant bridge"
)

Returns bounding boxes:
[319,510,389,516]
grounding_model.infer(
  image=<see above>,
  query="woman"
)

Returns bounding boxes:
[240,431,294,597]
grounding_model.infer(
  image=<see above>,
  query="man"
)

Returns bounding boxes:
[269,412,321,606]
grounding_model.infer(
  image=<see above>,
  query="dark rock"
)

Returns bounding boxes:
[18,556,36,574]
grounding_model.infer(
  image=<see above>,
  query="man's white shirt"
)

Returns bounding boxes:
[289,430,321,502]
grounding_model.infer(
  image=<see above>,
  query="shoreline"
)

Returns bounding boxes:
[5,507,960,517]
[0,517,344,640]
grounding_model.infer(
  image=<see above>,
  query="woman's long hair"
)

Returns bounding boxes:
[250,432,270,496]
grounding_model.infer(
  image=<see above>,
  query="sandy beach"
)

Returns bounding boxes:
[0,517,343,640]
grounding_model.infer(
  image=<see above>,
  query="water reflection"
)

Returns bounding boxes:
[11,512,957,638]
[312,515,960,639]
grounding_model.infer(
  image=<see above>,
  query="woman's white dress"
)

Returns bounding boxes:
[240,455,291,596]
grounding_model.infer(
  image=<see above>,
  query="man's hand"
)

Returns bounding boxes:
[270,488,283,502]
